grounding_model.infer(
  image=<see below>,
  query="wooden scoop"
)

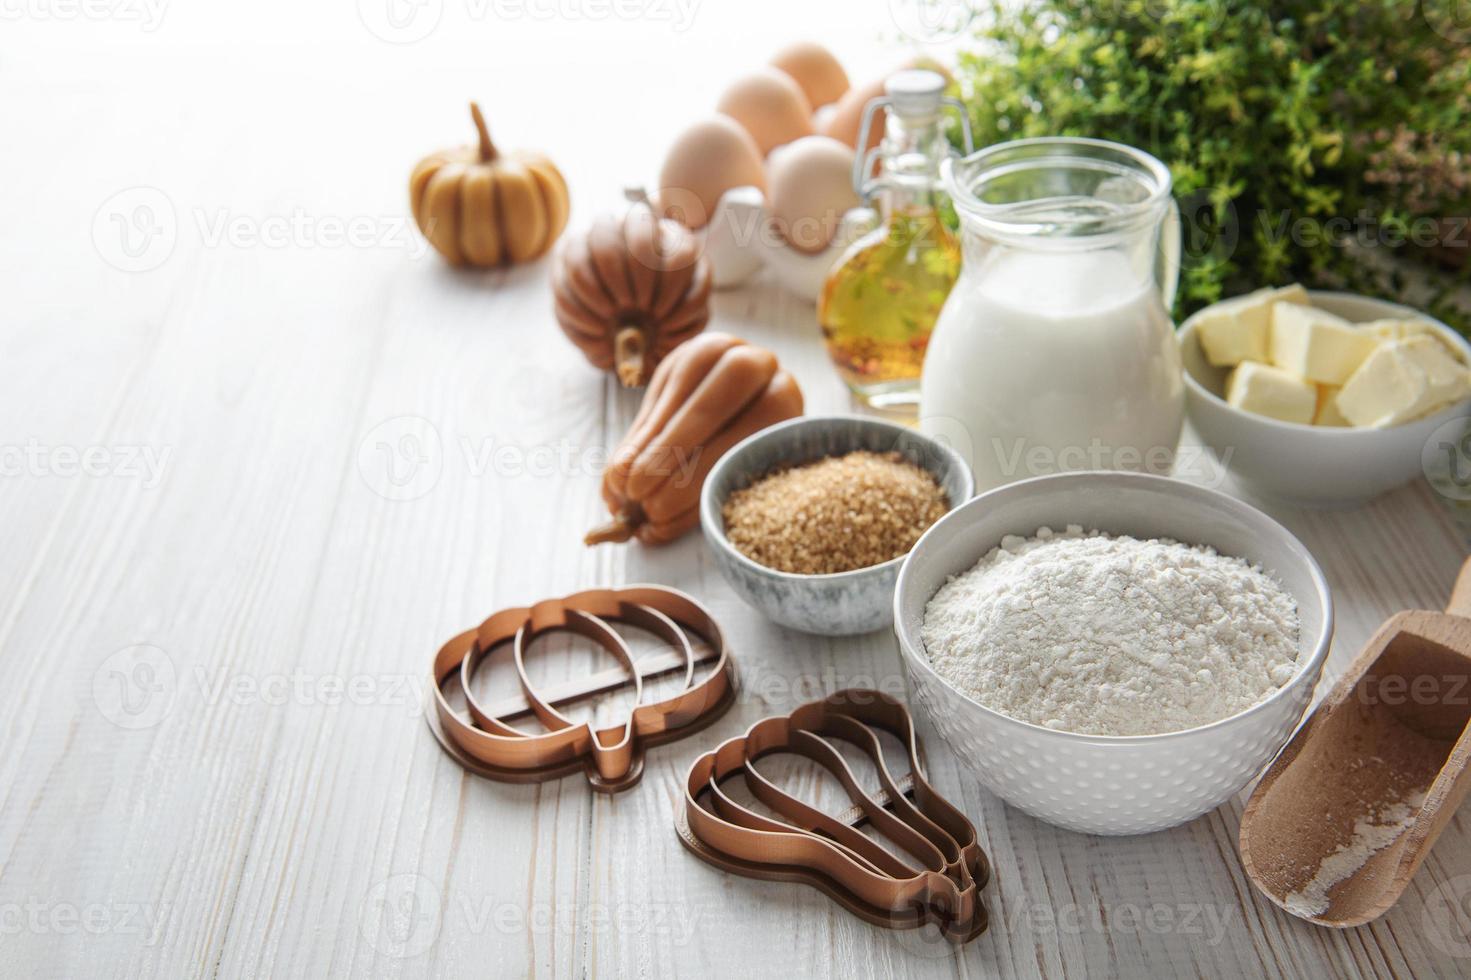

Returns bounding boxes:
[1240,556,1471,927]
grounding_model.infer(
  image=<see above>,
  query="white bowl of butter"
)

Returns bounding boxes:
[1180,290,1471,505]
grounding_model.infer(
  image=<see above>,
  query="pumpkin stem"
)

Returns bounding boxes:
[584,509,641,546]
[623,186,654,210]
[613,326,648,387]
[469,102,497,162]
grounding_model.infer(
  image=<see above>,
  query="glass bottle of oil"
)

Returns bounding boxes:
[819,70,971,411]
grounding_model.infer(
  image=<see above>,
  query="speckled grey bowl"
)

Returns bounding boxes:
[700,415,975,635]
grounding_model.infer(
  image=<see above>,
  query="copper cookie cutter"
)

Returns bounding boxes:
[677,689,992,943]
[427,585,735,793]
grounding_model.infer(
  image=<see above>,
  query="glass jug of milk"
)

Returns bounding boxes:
[919,138,1184,490]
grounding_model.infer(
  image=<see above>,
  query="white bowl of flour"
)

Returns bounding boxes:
[893,472,1334,835]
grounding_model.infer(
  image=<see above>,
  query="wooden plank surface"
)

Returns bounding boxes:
[3,8,1470,979]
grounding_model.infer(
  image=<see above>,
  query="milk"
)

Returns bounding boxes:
[919,247,1184,490]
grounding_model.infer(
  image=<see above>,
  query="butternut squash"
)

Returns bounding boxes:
[586,333,803,545]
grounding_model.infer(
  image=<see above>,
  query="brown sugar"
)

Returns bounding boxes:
[721,450,949,575]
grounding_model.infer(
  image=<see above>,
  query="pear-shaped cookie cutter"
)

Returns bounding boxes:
[427,585,735,793]
[677,689,991,943]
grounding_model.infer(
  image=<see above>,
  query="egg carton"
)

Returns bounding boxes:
[692,67,968,302]
[697,187,877,303]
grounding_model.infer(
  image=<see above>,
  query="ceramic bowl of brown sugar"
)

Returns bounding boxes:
[700,415,974,635]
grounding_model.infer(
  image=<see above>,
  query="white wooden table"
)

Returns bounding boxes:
[4,6,1470,978]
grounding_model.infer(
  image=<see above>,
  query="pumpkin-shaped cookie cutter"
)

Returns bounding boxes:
[677,689,991,943]
[427,585,735,792]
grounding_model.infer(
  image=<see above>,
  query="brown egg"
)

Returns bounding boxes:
[820,59,955,154]
[715,68,814,156]
[819,75,888,153]
[766,135,860,254]
[770,41,850,110]
[657,115,766,229]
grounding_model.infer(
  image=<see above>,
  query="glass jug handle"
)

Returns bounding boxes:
[851,97,976,201]
[1157,197,1181,314]
[943,97,974,155]
[852,98,892,200]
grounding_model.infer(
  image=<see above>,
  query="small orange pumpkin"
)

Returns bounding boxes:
[553,194,711,387]
[410,103,569,267]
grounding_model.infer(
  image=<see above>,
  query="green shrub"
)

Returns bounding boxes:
[950,0,1471,331]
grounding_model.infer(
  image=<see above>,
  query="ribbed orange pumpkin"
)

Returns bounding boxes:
[553,196,711,387]
[410,103,569,267]
[586,333,803,546]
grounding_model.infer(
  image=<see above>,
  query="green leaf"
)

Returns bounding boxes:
[950,0,1471,332]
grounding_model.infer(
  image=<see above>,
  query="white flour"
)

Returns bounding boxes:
[1284,789,1427,918]
[922,525,1301,736]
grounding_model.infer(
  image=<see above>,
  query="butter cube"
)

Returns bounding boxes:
[1362,318,1461,357]
[1363,318,1438,343]
[1196,284,1310,367]
[1269,303,1382,384]
[1226,361,1317,425]
[1401,335,1471,415]
[1337,336,1471,427]
[1313,385,1352,427]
